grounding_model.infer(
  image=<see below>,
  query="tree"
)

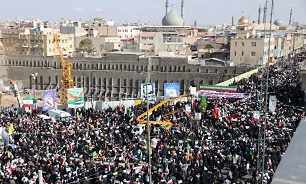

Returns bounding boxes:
[204,44,214,49]
[78,38,95,55]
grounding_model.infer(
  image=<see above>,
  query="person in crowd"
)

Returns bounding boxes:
[0,52,305,184]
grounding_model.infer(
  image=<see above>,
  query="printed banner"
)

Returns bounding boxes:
[269,95,277,112]
[198,91,249,99]
[141,83,156,101]
[164,82,179,98]
[42,89,56,111]
[67,88,85,108]
[200,84,237,93]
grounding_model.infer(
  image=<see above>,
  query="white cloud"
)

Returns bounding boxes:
[74,7,83,13]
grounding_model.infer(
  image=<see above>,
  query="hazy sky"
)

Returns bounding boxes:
[0,0,305,26]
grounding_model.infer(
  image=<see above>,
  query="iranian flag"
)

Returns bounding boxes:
[253,111,260,122]
[200,84,237,93]
[23,96,34,108]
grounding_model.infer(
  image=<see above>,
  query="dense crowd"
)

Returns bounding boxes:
[0,52,305,184]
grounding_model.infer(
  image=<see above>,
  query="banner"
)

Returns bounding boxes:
[200,84,237,93]
[42,89,56,111]
[141,83,156,100]
[198,91,249,99]
[164,82,179,98]
[269,95,277,112]
[67,88,85,108]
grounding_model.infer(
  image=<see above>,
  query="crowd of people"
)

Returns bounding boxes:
[0,51,305,184]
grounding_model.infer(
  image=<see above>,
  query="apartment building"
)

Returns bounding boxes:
[134,32,164,54]
[230,35,275,66]
[0,27,74,57]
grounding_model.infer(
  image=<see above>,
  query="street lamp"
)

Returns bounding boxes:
[138,57,152,184]
[145,73,152,184]
[31,72,38,109]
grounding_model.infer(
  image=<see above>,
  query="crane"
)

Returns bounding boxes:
[53,34,74,105]
[136,94,191,130]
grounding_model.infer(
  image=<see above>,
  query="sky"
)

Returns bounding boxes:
[0,0,305,26]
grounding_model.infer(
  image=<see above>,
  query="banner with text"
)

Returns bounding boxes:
[42,89,56,111]
[198,91,249,99]
[141,83,156,101]
[67,88,85,108]
[164,82,180,98]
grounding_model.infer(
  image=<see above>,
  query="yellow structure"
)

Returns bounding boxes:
[53,34,74,105]
[136,94,190,130]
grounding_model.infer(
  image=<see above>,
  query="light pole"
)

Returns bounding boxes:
[145,73,152,184]
[31,72,38,109]
[139,57,152,184]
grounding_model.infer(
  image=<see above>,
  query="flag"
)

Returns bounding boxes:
[212,105,219,118]
[253,111,260,122]
[23,96,34,108]
[8,124,14,134]
[197,96,207,112]
[226,113,239,122]
[185,105,191,114]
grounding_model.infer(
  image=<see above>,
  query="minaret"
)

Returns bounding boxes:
[263,1,267,23]
[289,8,292,24]
[165,0,169,15]
[232,16,234,26]
[258,6,262,24]
[181,0,185,19]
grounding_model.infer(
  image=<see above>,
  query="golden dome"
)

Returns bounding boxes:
[238,16,249,25]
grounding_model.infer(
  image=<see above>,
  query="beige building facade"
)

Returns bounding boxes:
[0,28,74,57]
[230,36,275,66]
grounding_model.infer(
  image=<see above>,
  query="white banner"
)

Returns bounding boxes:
[269,95,277,112]
[198,91,249,99]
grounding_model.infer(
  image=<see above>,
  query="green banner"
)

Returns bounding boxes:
[67,88,85,108]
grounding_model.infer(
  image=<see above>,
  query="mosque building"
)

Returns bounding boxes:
[135,0,200,55]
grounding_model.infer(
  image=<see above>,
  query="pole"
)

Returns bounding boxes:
[38,170,43,184]
[91,72,93,108]
[146,58,152,184]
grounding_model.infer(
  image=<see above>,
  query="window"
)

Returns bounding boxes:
[242,51,244,56]
[242,42,244,46]
[251,42,256,47]
[251,52,256,56]
[234,51,236,56]
[235,42,237,46]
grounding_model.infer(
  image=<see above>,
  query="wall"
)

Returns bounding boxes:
[5,54,254,103]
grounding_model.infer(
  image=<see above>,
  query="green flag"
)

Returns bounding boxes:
[198,96,207,112]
